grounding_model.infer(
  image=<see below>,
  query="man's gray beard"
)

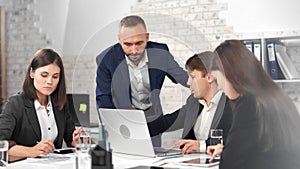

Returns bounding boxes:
[128,51,145,64]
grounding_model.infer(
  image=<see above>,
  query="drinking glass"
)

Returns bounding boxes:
[76,128,91,169]
[0,140,8,167]
[210,129,223,145]
[79,128,91,145]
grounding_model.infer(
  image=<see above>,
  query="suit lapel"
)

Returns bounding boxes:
[53,106,63,144]
[112,55,132,108]
[116,49,131,93]
[117,60,130,85]
[182,98,202,137]
[23,97,41,140]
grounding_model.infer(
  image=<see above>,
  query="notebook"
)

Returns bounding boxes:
[67,94,98,127]
[98,108,182,157]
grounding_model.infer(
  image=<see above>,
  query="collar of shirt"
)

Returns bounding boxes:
[125,49,148,68]
[34,96,53,112]
[198,90,223,110]
[194,90,223,141]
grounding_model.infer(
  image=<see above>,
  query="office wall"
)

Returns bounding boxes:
[218,0,300,32]
[127,0,300,147]
[33,0,69,54]
[62,0,300,125]
[62,0,135,57]
[5,0,51,98]
[5,0,300,125]
[27,0,300,57]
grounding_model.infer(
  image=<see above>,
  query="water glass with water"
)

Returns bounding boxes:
[0,140,8,167]
[210,129,223,145]
[76,128,91,169]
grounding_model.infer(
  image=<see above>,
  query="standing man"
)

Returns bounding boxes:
[148,52,232,153]
[96,15,188,146]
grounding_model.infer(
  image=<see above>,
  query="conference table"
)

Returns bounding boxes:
[7,152,219,169]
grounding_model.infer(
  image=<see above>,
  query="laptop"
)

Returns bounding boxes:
[67,94,98,127]
[98,108,182,157]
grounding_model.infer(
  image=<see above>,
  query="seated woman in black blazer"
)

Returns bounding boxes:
[206,40,300,169]
[0,49,82,158]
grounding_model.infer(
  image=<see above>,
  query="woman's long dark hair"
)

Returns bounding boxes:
[209,40,300,151]
[23,48,66,110]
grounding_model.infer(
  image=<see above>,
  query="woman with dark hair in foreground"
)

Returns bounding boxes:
[207,40,300,169]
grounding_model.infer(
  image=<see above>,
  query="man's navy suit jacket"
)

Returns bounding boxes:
[96,41,188,119]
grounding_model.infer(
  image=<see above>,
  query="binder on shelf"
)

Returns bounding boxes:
[266,41,284,79]
[243,40,261,62]
[244,41,254,53]
[253,41,261,62]
[275,44,300,79]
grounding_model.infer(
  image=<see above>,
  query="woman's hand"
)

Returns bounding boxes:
[71,127,83,146]
[175,139,200,154]
[30,140,55,157]
[207,144,224,161]
[8,140,54,158]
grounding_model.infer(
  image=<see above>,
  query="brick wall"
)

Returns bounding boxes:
[129,0,300,147]
[5,0,300,136]
[62,55,97,122]
[129,0,300,115]
[130,0,243,115]
[6,0,51,97]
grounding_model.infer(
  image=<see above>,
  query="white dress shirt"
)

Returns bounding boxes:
[193,91,222,152]
[125,50,152,110]
[34,96,58,142]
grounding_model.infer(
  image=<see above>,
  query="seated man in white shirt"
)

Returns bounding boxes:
[148,51,233,154]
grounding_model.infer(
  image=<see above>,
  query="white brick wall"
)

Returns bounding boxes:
[65,0,300,126]
[130,0,300,147]
[131,0,240,115]
[6,0,51,97]
[5,1,300,140]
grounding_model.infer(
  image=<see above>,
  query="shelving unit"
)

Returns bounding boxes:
[241,35,300,83]
[274,79,300,83]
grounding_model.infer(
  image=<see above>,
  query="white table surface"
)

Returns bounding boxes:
[7,152,219,169]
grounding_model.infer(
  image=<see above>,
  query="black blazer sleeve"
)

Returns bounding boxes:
[0,95,21,148]
[147,95,196,136]
[0,93,75,149]
[220,94,259,169]
[147,109,180,136]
